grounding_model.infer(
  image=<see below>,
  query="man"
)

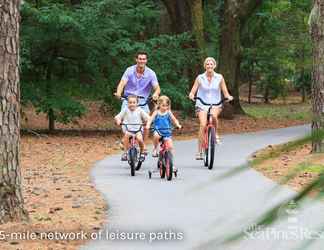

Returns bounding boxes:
[115,51,160,154]
[115,51,160,111]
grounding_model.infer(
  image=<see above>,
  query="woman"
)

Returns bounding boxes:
[189,57,233,160]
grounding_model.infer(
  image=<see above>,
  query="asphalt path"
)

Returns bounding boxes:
[81,125,324,250]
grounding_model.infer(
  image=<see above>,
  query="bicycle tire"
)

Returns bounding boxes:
[208,127,216,169]
[204,128,209,167]
[136,161,142,171]
[159,154,165,178]
[129,147,137,176]
[165,151,173,181]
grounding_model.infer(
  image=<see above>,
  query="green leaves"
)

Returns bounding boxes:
[241,0,312,101]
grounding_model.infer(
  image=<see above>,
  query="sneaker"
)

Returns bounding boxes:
[139,153,145,162]
[121,153,128,161]
[195,152,204,160]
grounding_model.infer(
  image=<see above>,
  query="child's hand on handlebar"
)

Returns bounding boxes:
[115,119,121,126]
[177,124,182,129]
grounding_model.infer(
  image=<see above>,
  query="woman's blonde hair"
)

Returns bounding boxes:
[204,57,217,68]
[157,95,171,109]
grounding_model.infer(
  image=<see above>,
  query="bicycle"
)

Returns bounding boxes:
[193,96,229,169]
[148,127,178,181]
[120,123,146,176]
[120,94,150,109]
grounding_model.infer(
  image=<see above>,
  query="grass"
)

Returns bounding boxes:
[242,102,311,121]
[297,162,324,174]
[250,134,312,166]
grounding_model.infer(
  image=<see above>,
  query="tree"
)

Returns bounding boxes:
[309,0,324,153]
[160,0,206,57]
[218,0,263,113]
[0,0,28,223]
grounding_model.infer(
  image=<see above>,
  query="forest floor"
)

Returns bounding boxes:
[1,96,311,250]
[251,142,324,197]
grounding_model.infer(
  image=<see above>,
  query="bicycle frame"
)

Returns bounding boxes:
[194,97,227,150]
[121,124,144,156]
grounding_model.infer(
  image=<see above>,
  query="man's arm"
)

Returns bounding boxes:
[115,79,127,99]
[115,67,130,98]
[152,84,160,101]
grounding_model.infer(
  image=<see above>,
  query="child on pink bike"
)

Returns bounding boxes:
[146,96,181,157]
[115,95,149,161]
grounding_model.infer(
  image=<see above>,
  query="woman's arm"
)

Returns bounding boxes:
[189,77,200,100]
[146,111,157,130]
[169,111,181,129]
[220,76,233,100]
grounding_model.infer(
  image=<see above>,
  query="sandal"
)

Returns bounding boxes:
[215,134,221,144]
[195,152,204,160]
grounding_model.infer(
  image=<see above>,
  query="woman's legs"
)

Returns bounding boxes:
[211,107,222,143]
[197,111,207,155]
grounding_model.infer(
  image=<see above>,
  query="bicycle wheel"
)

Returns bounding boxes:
[136,161,142,171]
[207,127,216,169]
[159,154,165,178]
[204,129,209,167]
[204,144,209,167]
[165,151,173,181]
[128,147,137,176]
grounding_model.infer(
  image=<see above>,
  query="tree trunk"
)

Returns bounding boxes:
[189,0,206,58]
[160,0,192,34]
[46,57,55,132]
[301,67,306,103]
[0,0,28,224]
[310,0,324,153]
[248,76,252,104]
[264,85,270,104]
[160,0,206,58]
[218,0,263,114]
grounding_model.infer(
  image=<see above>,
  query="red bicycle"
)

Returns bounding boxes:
[194,97,229,169]
[120,123,145,176]
[148,128,178,181]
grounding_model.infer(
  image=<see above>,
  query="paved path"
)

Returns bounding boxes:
[81,125,324,250]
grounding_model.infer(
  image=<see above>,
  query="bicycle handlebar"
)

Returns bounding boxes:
[120,95,145,100]
[120,95,149,107]
[193,96,228,106]
[120,123,144,134]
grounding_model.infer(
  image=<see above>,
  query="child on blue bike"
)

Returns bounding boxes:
[146,95,182,157]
